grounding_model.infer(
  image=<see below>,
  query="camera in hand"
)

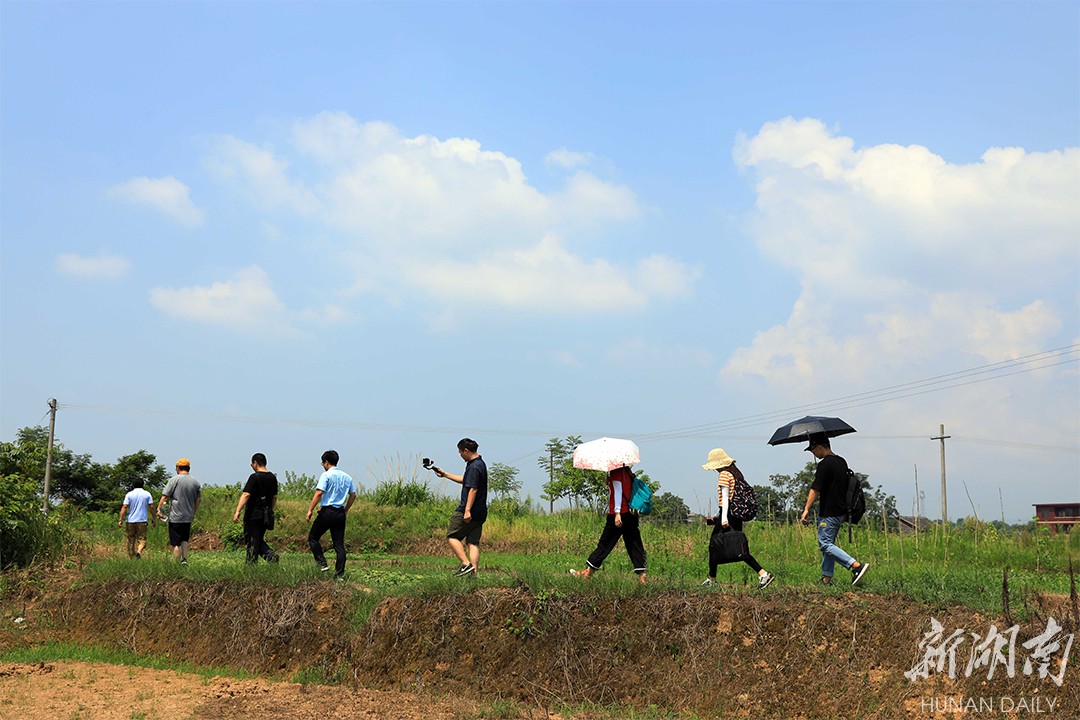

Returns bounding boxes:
[422,457,442,474]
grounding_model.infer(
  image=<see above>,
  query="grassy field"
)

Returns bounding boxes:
[58,483,1079,619]
[3,486,1077,720]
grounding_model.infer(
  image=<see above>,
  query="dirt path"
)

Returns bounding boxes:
[0,661,561,720]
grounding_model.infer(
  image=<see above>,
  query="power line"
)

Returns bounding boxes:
[636,345,1078,441]
[57,403,582,439]
[950,436,1080,454]
[56,343,1079,455]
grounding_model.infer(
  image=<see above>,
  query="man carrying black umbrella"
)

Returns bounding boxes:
[799,435,870,586]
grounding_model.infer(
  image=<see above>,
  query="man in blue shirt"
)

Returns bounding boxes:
[117,478,156,559]
[305,449,357,579]
[434,438,488,577]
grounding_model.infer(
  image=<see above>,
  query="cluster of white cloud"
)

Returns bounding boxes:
[148,266,283,330]
[184,112,688,328]
[83,112,1077,393]
[146,265,347,335]
[724,117,1079,390]
[56,252,131,280]
[107,176,204,226]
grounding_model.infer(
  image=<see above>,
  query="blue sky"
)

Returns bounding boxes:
[2,1,1077,523]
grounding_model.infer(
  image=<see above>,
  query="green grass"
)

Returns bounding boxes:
[0,641,259,680]
[60,497,1080,617]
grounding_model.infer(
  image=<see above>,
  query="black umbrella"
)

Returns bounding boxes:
[767,415,856,446]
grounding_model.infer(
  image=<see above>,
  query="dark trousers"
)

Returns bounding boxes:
[244,516,277,564]
[586,512,646,573]
[709,518,764,576]
[308,506,347,577]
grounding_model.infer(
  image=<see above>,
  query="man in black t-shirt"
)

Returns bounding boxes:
[232,452,279,564]
[800,435,869,586]
[434,438,488,577]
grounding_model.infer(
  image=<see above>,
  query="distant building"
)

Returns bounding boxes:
[897,515,933,534]
[1032,503,1080,534]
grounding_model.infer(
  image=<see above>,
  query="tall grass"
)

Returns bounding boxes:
[62,485,1078,617]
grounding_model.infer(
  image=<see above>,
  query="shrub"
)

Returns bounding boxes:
[0,473,73,568]
[371,478,439,507]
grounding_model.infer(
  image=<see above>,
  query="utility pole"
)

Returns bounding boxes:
[42,398,58,515]
[914,463,920,542]
[914,463,920,520]
[931,423,950,524]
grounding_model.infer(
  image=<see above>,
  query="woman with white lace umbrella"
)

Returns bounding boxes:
[569,437,647,584]
[571,437,640,471]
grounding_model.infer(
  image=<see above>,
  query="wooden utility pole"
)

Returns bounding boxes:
[931,423,950,523]
[914,464,920,545]
[42,398,58,515]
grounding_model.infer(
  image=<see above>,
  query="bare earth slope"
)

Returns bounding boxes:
[1,573,1076,719]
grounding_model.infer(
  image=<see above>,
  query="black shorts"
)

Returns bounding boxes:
[446,511,485,545]
[168,522,192,546]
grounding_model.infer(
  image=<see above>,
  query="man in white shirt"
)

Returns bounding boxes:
[118,479,156,559]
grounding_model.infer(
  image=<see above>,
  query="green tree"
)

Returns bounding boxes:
[0,426,169,512]
[752,484,784,522]
[0,426,102,507]
[651,491,689,524]
[538,435,600,511]
[100,450,169,512]
[769,471,810,522]
[866,483,900,530]
[488,462,522,501]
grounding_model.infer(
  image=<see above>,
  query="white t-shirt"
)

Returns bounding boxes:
[123,488,153,523]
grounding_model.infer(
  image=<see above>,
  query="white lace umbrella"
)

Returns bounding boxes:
[572,437,640,472]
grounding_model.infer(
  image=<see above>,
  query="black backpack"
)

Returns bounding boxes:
[727,466,759,522]
[844,468,866,524]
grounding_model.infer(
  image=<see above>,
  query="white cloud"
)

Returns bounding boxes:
[721,119,1079,507]
[726,118,1079,389]
[205,138,320,214]
[203,112,672,314]
[150,266,289,331]
[408,235,697,314]
[55,252,131,280]
[545,148,594,169]
[108,176,204,226]
[733,117,1080,296]
[552,350,582,367]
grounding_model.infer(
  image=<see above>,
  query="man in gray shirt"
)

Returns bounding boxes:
[157,457,202,565]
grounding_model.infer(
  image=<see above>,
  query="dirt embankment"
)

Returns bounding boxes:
[2,576,1078,719]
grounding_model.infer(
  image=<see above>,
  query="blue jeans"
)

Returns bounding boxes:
[817,515,856,578]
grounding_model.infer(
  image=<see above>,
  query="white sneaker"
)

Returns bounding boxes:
[758,572,775,590]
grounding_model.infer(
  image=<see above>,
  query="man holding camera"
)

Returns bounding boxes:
[431,438,488,577]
